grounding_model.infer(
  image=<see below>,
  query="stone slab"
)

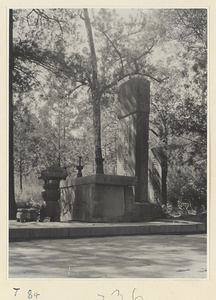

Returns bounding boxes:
[60,174,138,187]
[117,78,150,203]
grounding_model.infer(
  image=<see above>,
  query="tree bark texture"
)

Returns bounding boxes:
[83,8,104,174]
[19,154,23,191]
[9,9,17,219]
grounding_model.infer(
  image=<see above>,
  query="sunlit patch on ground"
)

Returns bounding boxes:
[9,234,207,279]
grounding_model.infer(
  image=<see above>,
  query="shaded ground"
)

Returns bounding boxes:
[9,234,207,279]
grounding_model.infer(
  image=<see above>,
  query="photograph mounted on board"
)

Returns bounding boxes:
[8,7,207,279]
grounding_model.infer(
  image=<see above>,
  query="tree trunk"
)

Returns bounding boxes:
[83,8,104,174]
[19,153,23,191]
[58,109,61,167]
[9,9,17,219]
[162,130,168,205]
[162,156,168,205]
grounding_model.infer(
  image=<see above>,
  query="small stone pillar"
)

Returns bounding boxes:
[39,166,68,222]
[76,156,83,177]
[117,78,150,203]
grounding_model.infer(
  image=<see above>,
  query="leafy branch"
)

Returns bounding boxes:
[26,9,67,33]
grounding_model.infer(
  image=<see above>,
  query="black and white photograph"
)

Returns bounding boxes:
[8,6,208,282]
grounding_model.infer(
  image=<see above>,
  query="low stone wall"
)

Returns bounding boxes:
[174,213,207,232]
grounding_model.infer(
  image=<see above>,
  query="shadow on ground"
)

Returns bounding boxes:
[9,234,207,278]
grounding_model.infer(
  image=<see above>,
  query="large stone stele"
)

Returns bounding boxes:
[117,78,150,203]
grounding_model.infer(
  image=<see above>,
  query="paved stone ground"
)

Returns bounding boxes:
[9,234,207,279]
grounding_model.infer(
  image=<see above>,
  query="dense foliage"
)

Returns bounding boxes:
[11,8,207,216]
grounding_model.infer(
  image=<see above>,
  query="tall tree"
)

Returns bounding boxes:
[13,9,168,173]
[9,10,17,219]
[83,9,104,173]
[11,8,207,212]
[148,8,207,210]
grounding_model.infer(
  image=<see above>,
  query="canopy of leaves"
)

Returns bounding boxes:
[11,8,207,212]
